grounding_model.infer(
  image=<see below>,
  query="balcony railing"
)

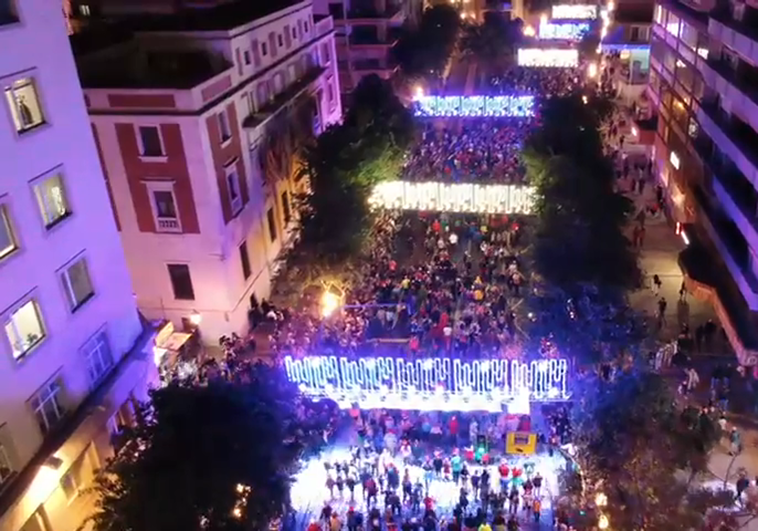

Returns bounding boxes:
[242,67,325,129]
[347,6,402,19]
[698,99,758,184]
[706,58,758,109]
[353,59,391,71]
[156,217,182,233]
[349,33,396,46]
[710,5,758,44]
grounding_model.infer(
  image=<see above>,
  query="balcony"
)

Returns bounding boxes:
[700,57,758,127]
[709,7,758,66]
[349,33,398,47]
[346,6,402,21]
[692,185,758,311]
[242,67,325,129]
[353,58,393,72]
[696,99,758,189]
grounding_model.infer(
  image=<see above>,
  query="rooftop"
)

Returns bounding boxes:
[78,46,232,89]
[110,0,305,32]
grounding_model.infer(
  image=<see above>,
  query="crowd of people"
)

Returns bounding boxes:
[485,67,583,97]
[401,121,530,183]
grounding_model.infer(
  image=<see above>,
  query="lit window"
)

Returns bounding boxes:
[0,205,18,260]
[5,299,45,359]
[669,151,681,170]
[4,77,45,134]
[218,111,231,142]
[697,48,709,59]
[30,378,65,434]
[34,173,71,228]
[79,4,90,16]
[226,166,242,215]
[0,444,13,487]
[137,126,164,157]
[82,329,113,385]
[61,257,95,311]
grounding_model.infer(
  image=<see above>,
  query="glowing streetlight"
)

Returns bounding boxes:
[608,0,615,12]
[523,24,536,37]
[414,85,424,100]
[595,492,608,507]
[587,62,598,78]
[321,291,341,318]
[582,95,588,104]
[598,514,610,529]
[189,310,202,326]
[540,13,548,25]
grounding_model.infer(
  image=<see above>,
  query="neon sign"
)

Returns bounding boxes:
[551,4,598,19]
[539,22,591,40]
[414,95,535,118]
[518,48,579,68]
[285,356,570,412]
[369,182,535,214]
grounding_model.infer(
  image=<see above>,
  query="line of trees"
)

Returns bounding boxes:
[522,95,728,528]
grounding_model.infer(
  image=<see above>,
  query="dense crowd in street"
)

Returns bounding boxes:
[402,121,530,183]
[486,67,582,97]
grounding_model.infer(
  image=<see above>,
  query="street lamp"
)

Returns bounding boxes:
[321,291,341,318]
[598,514,610,529]
[189,310,202,327]
[595,492,608,507]
[587,62,598,78]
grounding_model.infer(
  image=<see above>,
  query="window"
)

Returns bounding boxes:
[282,191,291,224]
[4,77,45,134]
[82,329,113,385]
[167,264,195,300]
[655,5,665,25]
[226,167,242,215]
[267,207,277,242]
[33,173,71,228]
[292,26,297,39]
[0,0,19,25]
[31,378,65,435]
[137,126,164,157]
[304,20,309,33]
[239,241,251,280]
[79,4,90,16]
[0,205,18,261]
[218,111,231,143]
[62,257,95,311]
[688,118,699,139]
[151,186,181,233]
[278,33,284,47]
[0,443,13,487]
[5,300,45,360]
[261,41,268,56]
[321,43,331,63]
[327,81,335,104]
[243,50,251,65]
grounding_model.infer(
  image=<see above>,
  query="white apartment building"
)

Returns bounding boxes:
[0,2,155,531]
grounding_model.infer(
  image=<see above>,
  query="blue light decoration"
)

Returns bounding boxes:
[285,356,570,412]
[539,22,591,40]
[414,95,535,118]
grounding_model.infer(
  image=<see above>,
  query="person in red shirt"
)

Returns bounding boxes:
[424,495,435,511]
[498,461,509,478]
[307,521,321,531]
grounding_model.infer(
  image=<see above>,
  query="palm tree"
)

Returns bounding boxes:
[460,12,523,82]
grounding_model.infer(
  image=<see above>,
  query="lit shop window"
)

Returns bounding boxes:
[4,77,45,134]
[34,173,71,229]
[5,299,46,359]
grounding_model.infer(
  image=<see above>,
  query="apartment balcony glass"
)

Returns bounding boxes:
[710,3,758,47]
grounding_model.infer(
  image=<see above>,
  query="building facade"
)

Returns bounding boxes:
[0,2,154,531]
[648,0,758,363]
[74,1,342,344]
[313,0,417,97]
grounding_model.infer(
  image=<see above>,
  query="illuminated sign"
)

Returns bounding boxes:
[285,356,570,412]
[539,22,591,40]
[414,95,535,118]
[518,48,579,68]
[369,181,535,214]
[551,4,598,19]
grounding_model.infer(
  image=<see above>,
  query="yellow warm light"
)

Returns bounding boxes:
[582,95,588,104]
[540,13,548,25]
[321,292,341,318]
[27,465,59,507]
[608,0,615,11]
[587,62,598,78]
[523,24,536,36]
[598,514,610,529]
[414,85,424,99]
[595,492,608,507]
[232,507,242,519]
[189,311,202,326]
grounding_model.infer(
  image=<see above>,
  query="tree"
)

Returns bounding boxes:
[294,75,415,264]
[460,12,522,80]
[522,94,641,290]
[572,370,728,530]
[393,5,461,84]
[85,364,337,531]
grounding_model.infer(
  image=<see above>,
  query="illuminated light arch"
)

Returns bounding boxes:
[369,181,536,214]
[539,22,591,40]
[517,48,579,68]
[551,4,598,19]
[413,95,536,118]
[285,356,570,412]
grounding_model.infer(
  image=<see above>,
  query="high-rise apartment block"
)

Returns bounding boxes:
[72,0,342,343]
[0,2,154,531]
[648,0,758,363]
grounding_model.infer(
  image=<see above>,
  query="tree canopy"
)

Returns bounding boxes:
[85,364,337,531]
[393,4,461,83]
[294,74,415,264]
[460,12,523,79]
[571,370,727,530]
